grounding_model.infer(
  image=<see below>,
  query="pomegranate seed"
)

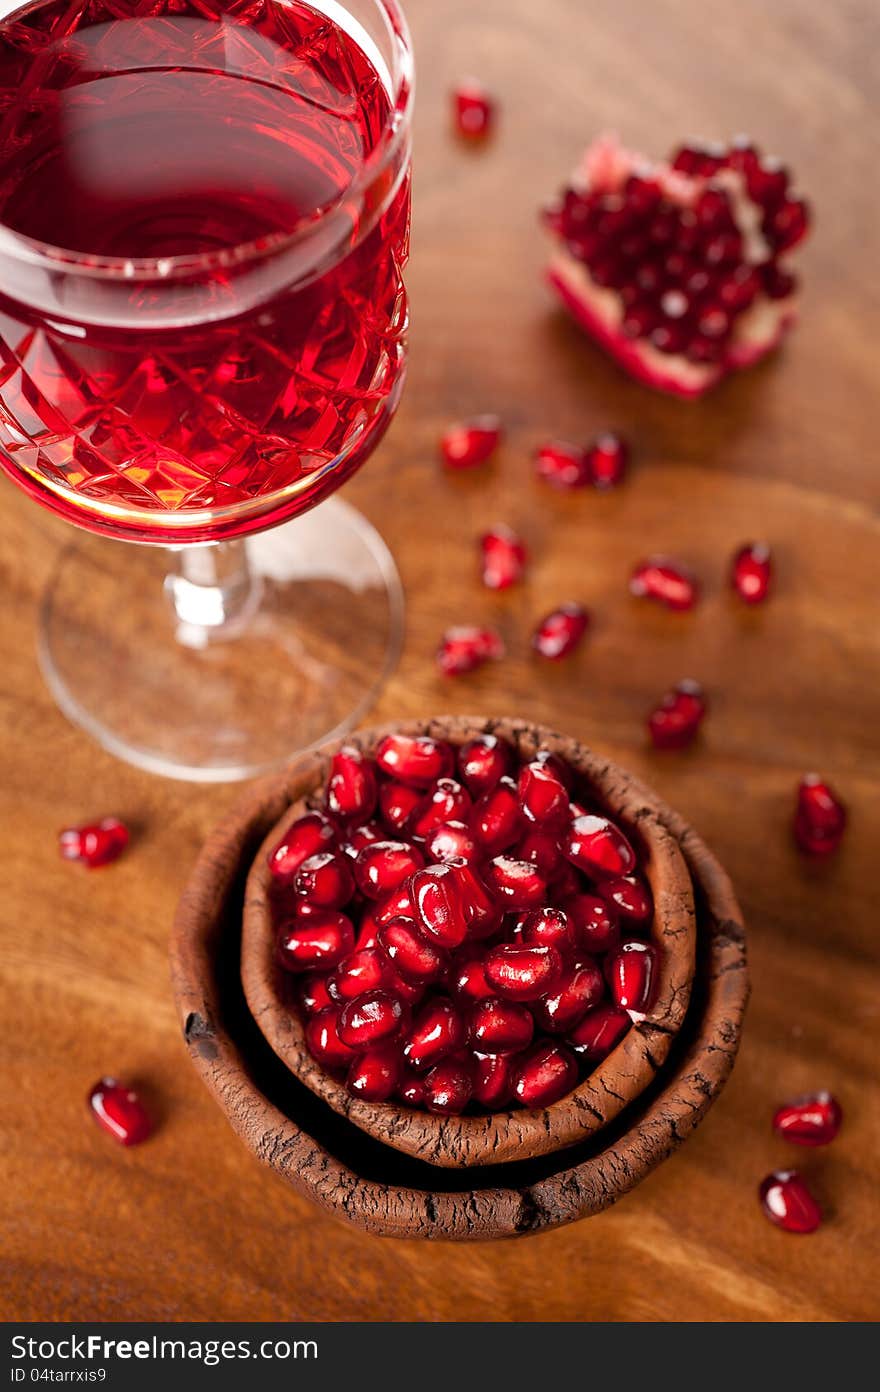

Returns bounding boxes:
[294,851,354,909]
[267,813,337,885]
[453,81,495,141]
[305,1006,356,1071]
[338,989,406,1049]
[387,970,426,1008]
[375,733,454,787]
[518,906,575,952]
[88,1078,152,1146]
[587,432,629,489]
[768,198,810,252]
[410,779,472,840]
[794,775,847,857]
[327,947,394,1003]
[534,959,604,1033]
[486,856,547,910]
[761,262,797,299]
[353,840,424,900]
[671,142,725,176]
[534,749,575,790]
[457,733,512,795]
[731,541,773,604]
[532,603,590,659]
[397,1069,427,1107]
[480,526,527,590]
[342,822,384,858]
[759,1170,822,1234]
[471,775,523,852]
[326,745,377,824]
[403,999,466,1071]
[484,943,562,1001]
[441,415,502,468]
[451,953,494,1003]
[299,973,334,1016]
[59,817,129,869]
[424,821,480,865]
[378,917,448,984]
[472,1053,515,1109]
[564,893,621,954]
[745,156,789,206]
[454,861,503,938]
[373,883,416,927]
[437,625,505,677]
[514,1041,579,1109]
[470,998,534,1054]
[630,557,699,611]
[549,861,582,902]
[518,760,569,826]
[718,266,760,312]
[607,940,660,1020]
[570,1004,631,1060]
[278,911,355,973]
[565,814,636,879]
[515,827,564,879]
[598,876,653,928]
[424,1058,473,1115]
[378,780,423,834]
[773,1091,843,1147]
[411,863,471,948]
[347,1043,401,1102]
[535,440,591,489]
[647,679,707,750]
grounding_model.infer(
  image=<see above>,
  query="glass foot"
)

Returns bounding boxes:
[38,499,405,782]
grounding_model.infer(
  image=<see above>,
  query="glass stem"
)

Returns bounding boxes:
[165,540,262,640]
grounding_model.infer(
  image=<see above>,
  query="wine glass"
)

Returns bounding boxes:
[0,0,413,780]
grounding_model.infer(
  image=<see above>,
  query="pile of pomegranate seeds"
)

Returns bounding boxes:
[647,680,707,750]
[88,1077,152,1146]
[59,817,129,868]
[793,775,847,857]
[440,415,503,468]
[544,133,810,397]
[270,734,659,1115]
[453,81,495,141]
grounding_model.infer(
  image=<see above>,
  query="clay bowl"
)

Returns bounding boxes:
[170,751,748,1240]
[240,717,697,1168]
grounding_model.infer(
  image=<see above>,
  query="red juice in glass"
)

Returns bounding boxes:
[0,0,410,542]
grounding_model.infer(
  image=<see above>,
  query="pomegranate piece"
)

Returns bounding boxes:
[598,875,653,928]
[564,813,636,879]
[410,778,472,839]
[326,745,377,824]
[378,780,423,835]
[535,440,591,490]
[440,415,503,468]
[773,1091,843,1147]
[437,625,505,677]
[569,1003,632,1060]
[451,953,494,1003]
[514,1041,579,1109]
[607,940,660,1020]
[471,775,523,853]
[794,774,847,857]
[470,997,534,1054]
[59,817,129,869]
[731,541,773,604]
[347,1043,401,1103]
[534,959,605,1033]
[518,760,570,826]
[424,820,480,866]
[648,679,707,750]
[411,863,471,948]
[294,851,354,910]
[299,973,334,1016]
[759,1170,822,1234]
[480,525,527,590]
[486,856,547,910]
[375,733,454,787]
[305,1006,356,1071]
[518,906,576,952]
[532,603,590,659]
[453,81,495,141]
[515,827,564,879]
[327,947,394,1003]
[587,432,629,489]
[277,911,355,973]
[403,999,466,1071]
[484,943,562,1001]
[267,813,337,885]
[378,917,448,984]
[338,989,406,1049]
[424,1058,473,1115]
[353,840,424,900]
[457,733,513,796]
[564,893,621,953]
[472,1053,515,1109]
[88,1078,152,1146]
[545,133,809,398]
[630,557,699,611]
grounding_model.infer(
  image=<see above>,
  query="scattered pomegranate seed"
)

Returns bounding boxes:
[347,1044,401,1103]
[59,818,129,869]
[375,734,454,786]
[338,989,406,1049]
[424,1058,473,1115]
[773,1091,843,1147]
[532,603,590,659]
[486,856,547,910]
[470,997,534,1054]
[457,734,512,796]
[353,840,424,900]
[403,999,466,1071]
[759,1170,822,1234]
[294,851,355,910]
[569,1004,632,1060]
[518,760,570,826]
[88,1078,152,1146]
[326,745,377,824]
[587,432,629,489]
[514,1041,579,1109]
[731,542,774,604]
[453,81,495,141]
[630,557,699,611]
[598,875,653,927]
[437,625,505,677]
[472,1052,515,1108]
[647,679,707,750]
[607,940,660,1020]
[565,814,636,879]
[378,780,423,835]
[378,917,447,984]
[794,775,847,857]
[277,911,355,973]
[535,440,591,489]
[327,947,394,1003]
[564,893,621,954]
[305,1006,356,1070]
[268,813,337,885]
[479,525,527,590]
[534,960,605,1033]
[484,943,562,1001]
[471,775,523,853]
[424,821,480,865]
[440,415,503,468]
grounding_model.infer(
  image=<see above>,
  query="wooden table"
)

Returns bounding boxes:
[2,0,878,1323]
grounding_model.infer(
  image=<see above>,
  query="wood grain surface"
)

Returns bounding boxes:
[2,0,878,1322]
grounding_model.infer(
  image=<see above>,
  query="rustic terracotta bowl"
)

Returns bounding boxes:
[240,718,697,1167]
[170,750,748,1240]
